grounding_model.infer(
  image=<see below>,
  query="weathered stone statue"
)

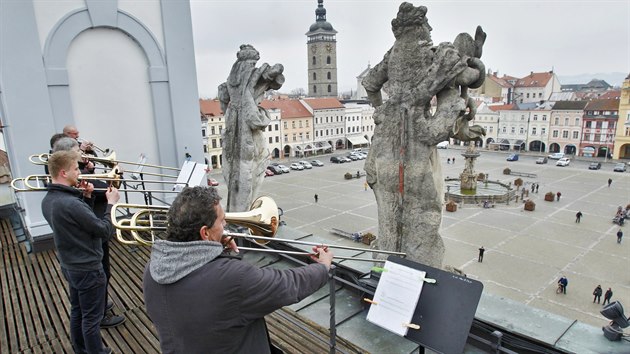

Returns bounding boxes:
[362,3,486,267]
[219,45,284,212]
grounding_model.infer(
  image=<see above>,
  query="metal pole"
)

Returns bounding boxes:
[328,265,337,354]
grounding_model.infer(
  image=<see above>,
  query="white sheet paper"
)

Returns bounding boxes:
[173,161,208,191]
[366,260,426,336]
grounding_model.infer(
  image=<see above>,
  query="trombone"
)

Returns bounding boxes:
[11,167,184,193]
[112,196,405,262]
[29,152,180,179]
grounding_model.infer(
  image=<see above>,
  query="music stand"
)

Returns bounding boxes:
[370,256,483,354]
[174,161,208,191]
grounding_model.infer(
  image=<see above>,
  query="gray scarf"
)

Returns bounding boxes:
[149,239,223,284]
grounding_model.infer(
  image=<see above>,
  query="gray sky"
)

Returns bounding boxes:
[190,0,630,98]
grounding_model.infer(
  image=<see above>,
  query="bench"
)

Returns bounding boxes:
[509,171,537,178]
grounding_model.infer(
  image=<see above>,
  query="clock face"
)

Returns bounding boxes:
[326,44,332,52]
[311,45,317,53]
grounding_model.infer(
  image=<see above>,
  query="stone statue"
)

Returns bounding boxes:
[361,3,486,267]
[218,44,284,212]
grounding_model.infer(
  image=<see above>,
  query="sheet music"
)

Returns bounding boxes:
[174,161,208,191]
[366,260,426,336]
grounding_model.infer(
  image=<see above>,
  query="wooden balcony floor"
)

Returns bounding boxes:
[0,219,365,353]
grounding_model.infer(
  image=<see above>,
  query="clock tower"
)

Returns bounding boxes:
[306,0,338,97]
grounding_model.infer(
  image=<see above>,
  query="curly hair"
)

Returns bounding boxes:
[391,2,428,39]
[166,186,222,242]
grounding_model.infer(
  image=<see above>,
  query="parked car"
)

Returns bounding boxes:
[340,157,352,163]
[264,169,274,177]
[507,153,519,161]
[207,178,219,186]
[556,158,570,167]
[311,160,324,167]
[548,152,565,160]
[346,154,359,161]
[535,157,548,164]
[277,164,290,173]
[613,163,627,172]
[350,152,365,160]
[298,161,312,169]
[437,141,449,149]
[290,162,304,171]
[267,165,282,174]
[588,162,601,170]
[330,156,345,164]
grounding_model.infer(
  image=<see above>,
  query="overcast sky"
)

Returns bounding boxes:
[190,0,630,98]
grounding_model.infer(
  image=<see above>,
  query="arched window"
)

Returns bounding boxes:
[312,56,316,65]
[327,72,331,80]
[313,85,317,93]
[326,56,331,64]
[313,72,317,80]
[327,84,331,93]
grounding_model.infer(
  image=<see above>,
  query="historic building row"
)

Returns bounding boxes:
[199,98,375,169]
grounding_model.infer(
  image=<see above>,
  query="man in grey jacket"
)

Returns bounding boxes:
[143,186,333,353]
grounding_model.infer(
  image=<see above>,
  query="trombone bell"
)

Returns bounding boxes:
[224,196,279,243]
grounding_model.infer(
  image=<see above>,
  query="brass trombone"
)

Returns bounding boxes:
[11,167,184,193]
[112,196,405,262]
[29,152,180,179]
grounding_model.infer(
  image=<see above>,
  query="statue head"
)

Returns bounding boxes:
[236,44,260,62]
[391,2,431,40]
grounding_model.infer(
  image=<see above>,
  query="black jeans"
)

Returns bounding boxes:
[62,268,108,354]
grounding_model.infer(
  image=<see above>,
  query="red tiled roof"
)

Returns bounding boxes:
[199,99,223,116]
[488,104,515,111]
[302,98,344,110]
[260,99,312,119]
[598,90,621,100]
[488,74,516,88]
[584,99,620,111]
[515,72,553,88]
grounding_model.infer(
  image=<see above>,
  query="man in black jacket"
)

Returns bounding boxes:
[42,150,119,354]
[143,186,333,353]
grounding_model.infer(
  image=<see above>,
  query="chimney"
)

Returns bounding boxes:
[530,71,534,77]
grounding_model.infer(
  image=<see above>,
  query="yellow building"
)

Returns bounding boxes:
[612,74,630,159]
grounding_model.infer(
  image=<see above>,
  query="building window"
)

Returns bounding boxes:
[284,135,288,142]
[511,127,515,134]
[202,129,206,137]
[275,124,279,131]
[554,117,559,125]
[574,118,579,126]
[327,85,331,93]
[283,121,288,129]
[562,131,569,138]
[211,126,215,135]
[313,85,317,93]
[541,127,546,135]
[299,121,303,128]
[327,72,331,80]
[292,133,296,142]
[564,118,569,126]
[275,136,279,143]
[212,140,217,148]
[326,56,331,64]
[572,131,579,139]
[553,130,559,137]
[542,115,547,121]
[532,127,537,135]
[519,127,524,134]
[313,72,317,80]
[312,56,316,65]
[203,145,208,153]
[539,93,543,98]
[306,121,309,127]
[269,137,273,144]
[533,115,538,121]
[292,121,296,128]
[502,127,507,133]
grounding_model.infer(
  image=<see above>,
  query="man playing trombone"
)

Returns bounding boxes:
[143,186,333,353]
[41,150,120,354]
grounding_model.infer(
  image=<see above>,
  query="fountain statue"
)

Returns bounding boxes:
[460,145,481,194]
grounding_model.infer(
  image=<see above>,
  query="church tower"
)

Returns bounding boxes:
[306,0,338,97]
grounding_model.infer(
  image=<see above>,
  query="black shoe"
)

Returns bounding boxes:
[101,314,126,328]
[106,300,114,311]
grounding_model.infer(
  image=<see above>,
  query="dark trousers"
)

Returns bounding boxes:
[62,268,108,354]
[102,241,111,316]
[593,295,601,303]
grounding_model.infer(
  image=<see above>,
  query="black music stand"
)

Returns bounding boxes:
[383,256,483,354]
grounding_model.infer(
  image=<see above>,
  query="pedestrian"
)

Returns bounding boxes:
[575,211,583,223]
[603,288,613,305]
[608,178,612,188]
[364,181,368,191]
[478,246,485,262]
[593,285,603,303]
[556,191,561,201]
[531,183,535,192]
[617,229,623,243]
[558,276,568,294]
[314,194,318,203]
[447,158,451,164]
[535,183,539,193]
[452,157,455,164]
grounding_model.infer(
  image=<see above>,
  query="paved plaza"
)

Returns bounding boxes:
[213,148,630,329]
